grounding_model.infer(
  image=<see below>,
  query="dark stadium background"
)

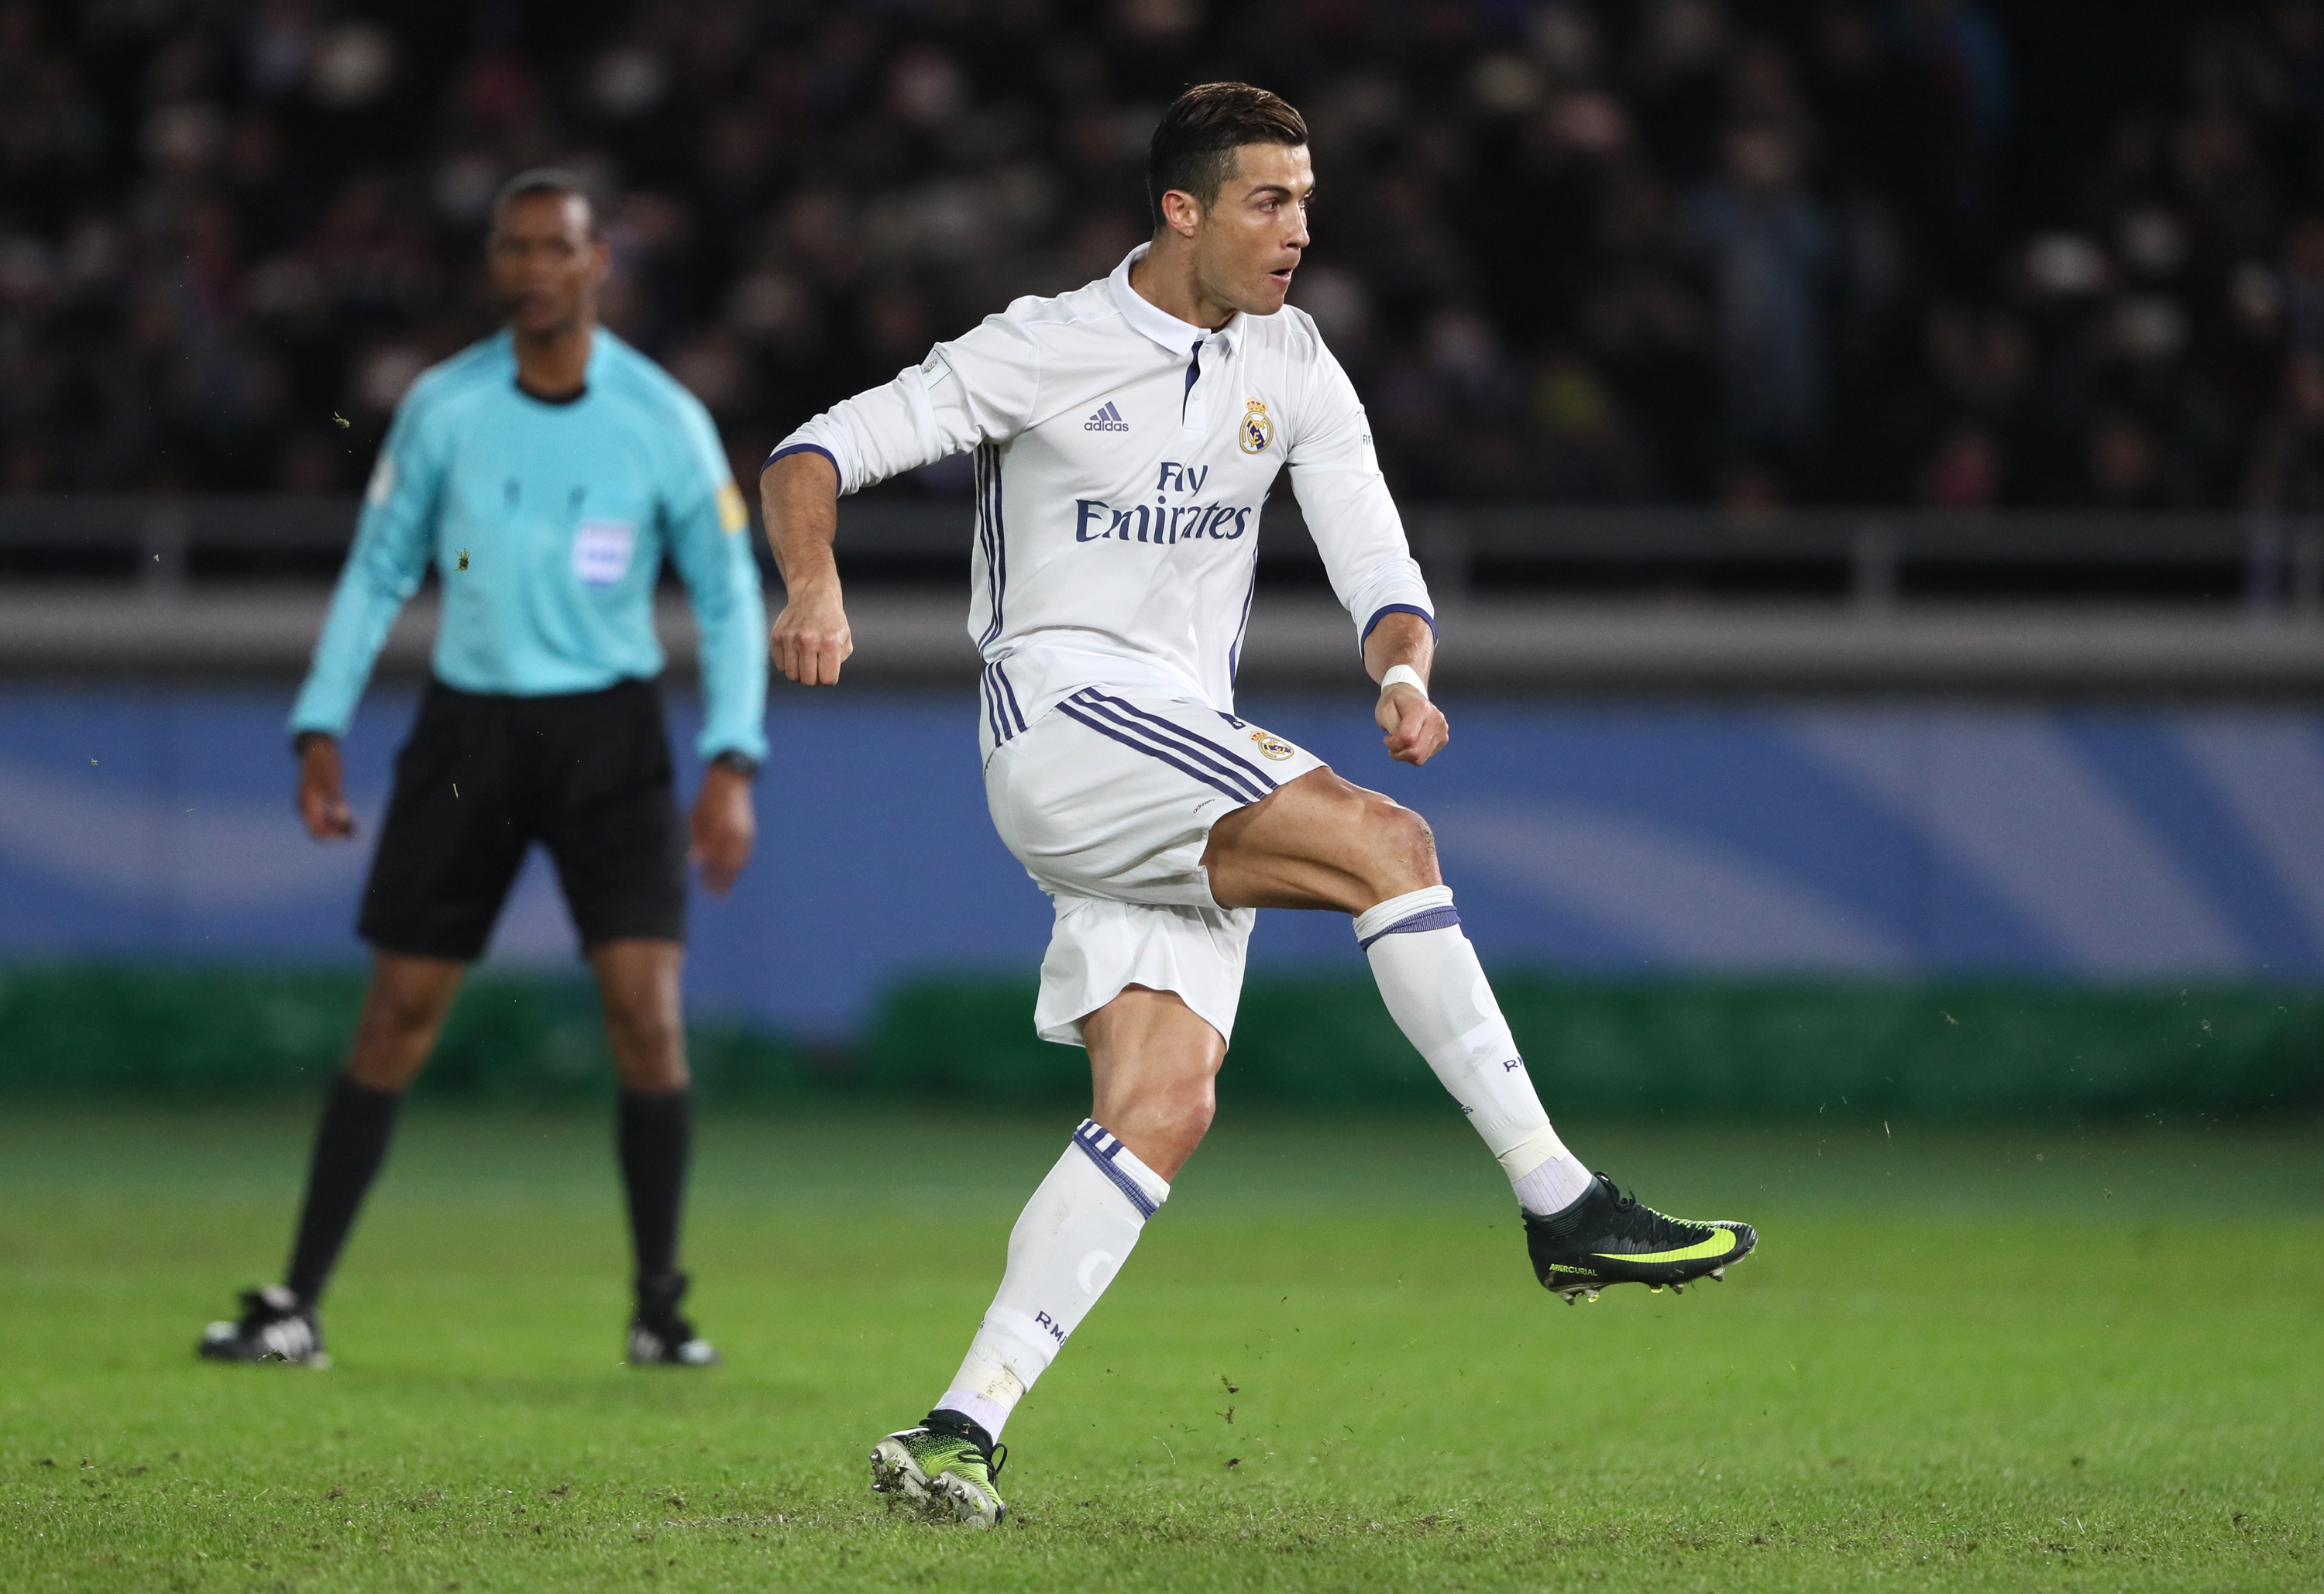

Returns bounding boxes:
[0,0,2309,512]
[0,0,2319,1121]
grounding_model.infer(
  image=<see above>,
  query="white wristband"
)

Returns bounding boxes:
[1380,664,1428,698]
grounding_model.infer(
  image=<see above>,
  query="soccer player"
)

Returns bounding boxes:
[197,170,768,1370]
[760,84,1757,1525]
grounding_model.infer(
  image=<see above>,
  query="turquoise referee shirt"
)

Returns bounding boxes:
[290,328,768,762]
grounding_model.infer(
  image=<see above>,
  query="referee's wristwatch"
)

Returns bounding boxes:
[710,750,761,780]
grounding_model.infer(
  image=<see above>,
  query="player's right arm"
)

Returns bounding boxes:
[761,447,849,686]
[287,388,446,837]
[759,316,1041,685]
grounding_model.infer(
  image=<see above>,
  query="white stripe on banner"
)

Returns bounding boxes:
[0,754,364,909]
[1427,800,1907,968]
[2174,713,2324,951]
[1790,712,2245,973]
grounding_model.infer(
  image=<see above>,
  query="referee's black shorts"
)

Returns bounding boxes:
[358,677,687,960]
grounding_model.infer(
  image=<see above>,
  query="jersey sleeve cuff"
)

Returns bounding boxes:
[696,731,771,764]
[762,441,841,483]
[1360,603,1437,647]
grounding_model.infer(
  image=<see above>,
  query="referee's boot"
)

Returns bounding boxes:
[626,1270,720,1366]
[1525,1173,1757,1304]
[198,1285,330,1367]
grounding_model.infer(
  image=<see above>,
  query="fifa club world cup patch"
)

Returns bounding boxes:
[1239,397,1274,454]
[716,480,749,533]
[572,520,637,586]
[1250,728,1296,761]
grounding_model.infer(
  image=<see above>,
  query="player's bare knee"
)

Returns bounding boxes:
[359,987,447,1048]
[1167,1083,1217,1150]
[603,1003,686,1091]
[1364,797,1442,897]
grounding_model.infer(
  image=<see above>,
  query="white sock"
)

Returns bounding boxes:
[1355,886,1594,1216]
[933,1119,1169,1440]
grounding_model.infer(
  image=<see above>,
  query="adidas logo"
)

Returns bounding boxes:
[1083,401,1130,433]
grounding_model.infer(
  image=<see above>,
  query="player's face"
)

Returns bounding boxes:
[488,194,609,336]
[1194,143,1314,318]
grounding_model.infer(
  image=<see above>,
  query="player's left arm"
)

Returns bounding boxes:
[1363,611,1447,767]
[663,414,768,895]
[1287,338,1446,768]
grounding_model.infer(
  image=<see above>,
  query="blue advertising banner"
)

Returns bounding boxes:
[3,687,2320,1036]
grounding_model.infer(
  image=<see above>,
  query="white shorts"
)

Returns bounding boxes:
[984,686,1325,1047]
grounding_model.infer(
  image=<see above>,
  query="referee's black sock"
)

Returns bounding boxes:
[617,1086,693,1298]
[284,1072,404,1306]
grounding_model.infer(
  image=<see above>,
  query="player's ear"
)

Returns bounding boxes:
[1160,187,1203,239]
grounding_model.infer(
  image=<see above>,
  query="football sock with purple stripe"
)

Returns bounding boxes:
[933,1118,1170,1441]
[1354,886,1593,1216]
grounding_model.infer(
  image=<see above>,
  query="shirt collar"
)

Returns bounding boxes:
[1107,243,1242,359]
[494,326,611,399]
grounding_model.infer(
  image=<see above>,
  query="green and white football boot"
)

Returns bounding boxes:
[870,1410,1008,1528]
[1525,1173,1756,1304]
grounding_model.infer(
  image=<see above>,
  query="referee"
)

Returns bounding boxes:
[197,170,767,1369]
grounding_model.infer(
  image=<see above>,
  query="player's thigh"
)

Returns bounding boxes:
[1201,766,1441,913]
[532,681,689,949]
[986,690,1320,906]
[358,684,531,960]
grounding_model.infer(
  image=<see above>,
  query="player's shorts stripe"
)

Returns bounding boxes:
[1068,699,1270,804]
[1067,692,1274,802]
[978,663,1006,747]
[992,660,1027,731]
[1071,1121,1157,1218]
[1078,689,1279,795]
[982,661,1025,740]
[1077,689,1279,791]
[1056,702,1262,807]
[1356,903,1463,950]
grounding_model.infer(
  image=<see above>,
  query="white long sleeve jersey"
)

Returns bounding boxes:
[771,245,1435,764]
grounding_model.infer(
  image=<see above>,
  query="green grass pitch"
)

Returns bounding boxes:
[2,1104,2318,1591]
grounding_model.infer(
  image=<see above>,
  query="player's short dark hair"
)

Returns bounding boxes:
[1147,83,1308,226]
[490,168,603,238]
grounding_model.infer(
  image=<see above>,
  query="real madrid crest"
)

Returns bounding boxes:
[1239,397,1274,455]
[1249,728,1295,761]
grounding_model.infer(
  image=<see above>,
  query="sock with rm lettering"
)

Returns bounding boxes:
[284,1071,404,1305]
[933,1119,1170,1441]
[1354,887,1593,1216]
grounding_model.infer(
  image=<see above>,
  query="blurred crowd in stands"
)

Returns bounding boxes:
[4,0,2324,510]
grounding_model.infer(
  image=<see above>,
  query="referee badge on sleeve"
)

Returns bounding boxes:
[716,480,748,534]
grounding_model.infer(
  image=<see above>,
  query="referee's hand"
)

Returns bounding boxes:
[689,764,756,896]
[297,736,358,840]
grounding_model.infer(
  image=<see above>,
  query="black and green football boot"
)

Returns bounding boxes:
[870,1409,1009,1528]
[1525,1173,1756,1304]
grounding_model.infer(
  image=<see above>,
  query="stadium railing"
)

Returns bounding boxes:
[3,496,2322,692]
